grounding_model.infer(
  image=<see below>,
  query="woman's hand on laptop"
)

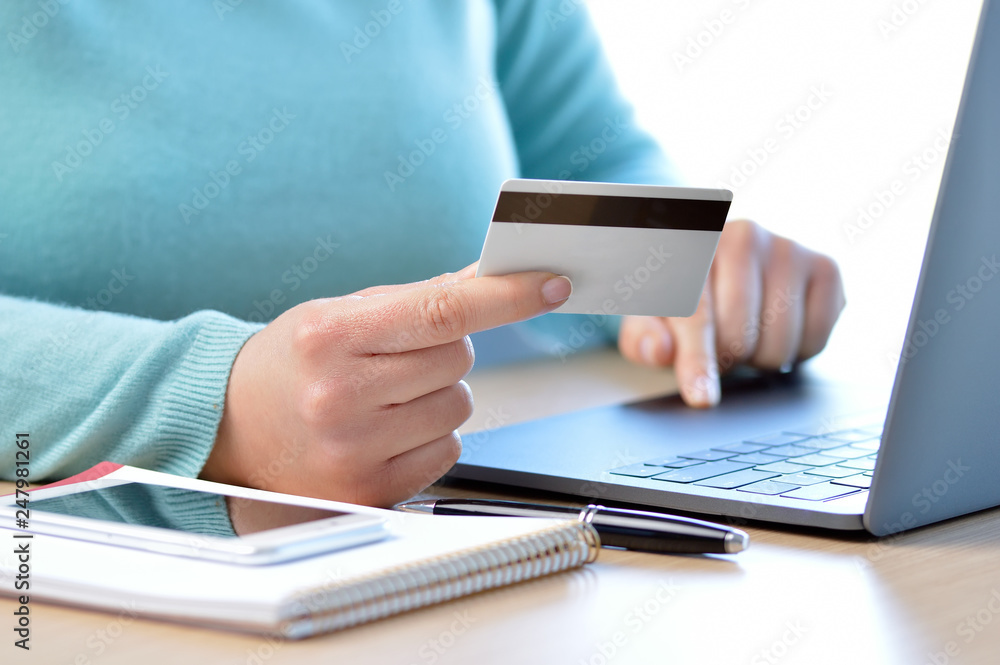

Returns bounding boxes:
[618,220,846,408]
[200,263,573,507]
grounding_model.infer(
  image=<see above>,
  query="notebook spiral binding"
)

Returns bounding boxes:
[281,521,599,639]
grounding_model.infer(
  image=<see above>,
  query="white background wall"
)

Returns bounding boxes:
[586,0,984,382]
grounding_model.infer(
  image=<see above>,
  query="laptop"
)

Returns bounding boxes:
[450,0,999,536]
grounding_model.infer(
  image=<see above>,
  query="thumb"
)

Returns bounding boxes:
[665,283,721,408]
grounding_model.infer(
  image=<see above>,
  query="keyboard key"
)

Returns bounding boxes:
[609,464,664,478]
[831,474,872,489]
[744,432,811,447]
[754,461,805,474]
[849,439,881,452]
[793,437,851,451]
[730,452,787,464]
[783,424,843,437]
[822,446,871,460]
[694,469,781,489]
[738,480,801,495]
[651,460,753,483]
[782,482,862,501]
[821,430,878,443]
[643,457,704,468]
[678,449,738,462]
[712,441,770,454]
[786,453,841,467]
[774,472,830,486]
[838,457,877,471]
[804,465,862,478]
[765,444,816,458]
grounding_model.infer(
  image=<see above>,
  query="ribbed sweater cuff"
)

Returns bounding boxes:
[154,314,264,479]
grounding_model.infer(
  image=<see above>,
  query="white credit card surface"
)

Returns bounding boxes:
[476,179,732,317]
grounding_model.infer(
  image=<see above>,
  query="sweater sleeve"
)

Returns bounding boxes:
[0,295,262,483]
[493,0,677,352]
[493,0,676,186]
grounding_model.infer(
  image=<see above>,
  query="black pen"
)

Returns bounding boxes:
[397,499,749,555]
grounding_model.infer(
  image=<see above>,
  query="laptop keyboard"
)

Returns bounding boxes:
[608,423,882,502]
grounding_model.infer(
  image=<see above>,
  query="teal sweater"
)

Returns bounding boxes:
[0,0,672,483]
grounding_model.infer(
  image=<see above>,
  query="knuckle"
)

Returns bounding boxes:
[454,336,476,376]
[722,219,760,254]
[752,351,787,371]
[298,381,331,424]
[297,378,352,425]
[292,306,343,357]
[439,431,463,467]
[384,434,463,503]
[813,253,843,288]
[420,287,468,340]
[451,381,475,424]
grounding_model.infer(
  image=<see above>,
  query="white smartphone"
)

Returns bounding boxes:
[0,478,387,565]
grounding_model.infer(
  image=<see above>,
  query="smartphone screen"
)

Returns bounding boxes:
[29,482,351,538]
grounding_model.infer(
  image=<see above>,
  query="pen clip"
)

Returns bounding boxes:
[577,504,603,526]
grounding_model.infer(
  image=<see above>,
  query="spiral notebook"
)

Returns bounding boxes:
[0,464,598,639]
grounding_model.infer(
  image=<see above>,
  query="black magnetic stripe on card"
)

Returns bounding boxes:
[491,191,730,231]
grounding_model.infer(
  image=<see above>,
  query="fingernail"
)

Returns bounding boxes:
[542,276,573,305]
[640,335,658,366]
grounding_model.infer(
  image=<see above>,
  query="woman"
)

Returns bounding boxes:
[0,0,843,506]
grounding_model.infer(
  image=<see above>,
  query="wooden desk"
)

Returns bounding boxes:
[3,480,1000,665]
[4,349,1000,664]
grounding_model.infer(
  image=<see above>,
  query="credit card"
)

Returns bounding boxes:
[476,179,732,317]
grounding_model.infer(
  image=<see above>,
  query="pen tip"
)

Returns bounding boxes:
[395,500,436,515]
[724,530,750,554]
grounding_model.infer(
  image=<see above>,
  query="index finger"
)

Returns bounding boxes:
[349,262,480,299]
[347,271,572,353]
